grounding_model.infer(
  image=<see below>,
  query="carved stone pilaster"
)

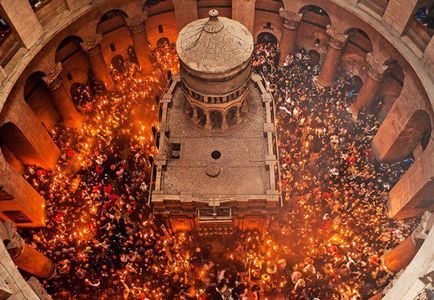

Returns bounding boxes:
[42,63,63,91]
[80,34,103,56]
[366,52,387,82]
[126,13,147,33]
[326,26,348,50]
[279,9,302,30]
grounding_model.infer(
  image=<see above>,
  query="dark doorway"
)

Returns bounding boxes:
[111,55,125,72]
[257,32,278,45]
[157,37,170,48]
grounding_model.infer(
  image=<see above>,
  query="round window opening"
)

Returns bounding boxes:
[211,150,221,160]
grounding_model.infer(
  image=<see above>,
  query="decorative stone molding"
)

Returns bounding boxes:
[126,13,147,33]
[80,34,103,56]
[366,52,387,81]
[279,8,302,30]
[413,211,433,243]
[326,26,348,50]
[27,277,53,300]
[0,220,25,260]
[42,63,63,91]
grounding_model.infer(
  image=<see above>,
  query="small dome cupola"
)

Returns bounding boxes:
[176,10,254,130]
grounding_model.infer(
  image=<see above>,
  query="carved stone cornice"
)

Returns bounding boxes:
[279,8,302,30]
[126,13,147,33]
[366,52,387,82]
[326,26,348,50]
[80,34,102,56]
[42,63,63,91]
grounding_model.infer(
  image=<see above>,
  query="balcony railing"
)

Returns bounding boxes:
[0,33,21,67]
[255,0,283,14]
[406,18,433,52]
[32,0,67,27]
[358,0,389,16]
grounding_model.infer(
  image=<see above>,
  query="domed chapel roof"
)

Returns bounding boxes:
[176,10,254,74]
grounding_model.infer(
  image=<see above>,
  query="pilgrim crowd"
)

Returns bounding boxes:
[17,40,419,299]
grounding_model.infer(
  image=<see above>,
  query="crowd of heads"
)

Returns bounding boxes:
[416,6,434,29]
[18,39,418,299]
[0,16,11,45]
[251,42,418,299]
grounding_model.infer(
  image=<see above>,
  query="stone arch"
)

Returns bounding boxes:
[227,106,238,126]
[254,0,283,43]
[111,54,125,72]
[342,28,373,77]
[127,45,139,64]
[296,5,331,54]
[308,49,321,66]
[69,82,91,107]
[344,28,373,54]
[0,138,24,174]
[55,35,89,92]
[143,1,177,47]
[210,110,222,129]
[347,75,363,104]
[377,59,405,122]
[421,125,432,151]
[97,9,129,35]
[298,5,331,29]
[55,36,84,63]
[351,75,363,91]
[157,37,170,48]
[196,106,206,127]
[0,122,42,168]
[97,9,133,65]
[257,32,278,45]
[23,72,60,130]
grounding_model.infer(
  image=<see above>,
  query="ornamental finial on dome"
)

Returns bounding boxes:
[209,9,219,19]
[204,9,223,33]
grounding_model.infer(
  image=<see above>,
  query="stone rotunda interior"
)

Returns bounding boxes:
[0,0,433,299]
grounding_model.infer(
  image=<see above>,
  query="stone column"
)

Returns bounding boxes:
[126,13,152,75]
[205,111,212,130]
[279,9,302,63]
[173,0,198,31]
[42,63,83,129]
[317,27,348,87]
[232,0,256,34]
[235,105,242,124]
[0,221,56,279]
[221,111,229,130]
[349,53,387,118]
[81,35,114,91]
[381,212,433,274]
[192,106,199,125]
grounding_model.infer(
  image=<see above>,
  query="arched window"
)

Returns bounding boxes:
[421,126,432,151]
[257,32,278,45]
